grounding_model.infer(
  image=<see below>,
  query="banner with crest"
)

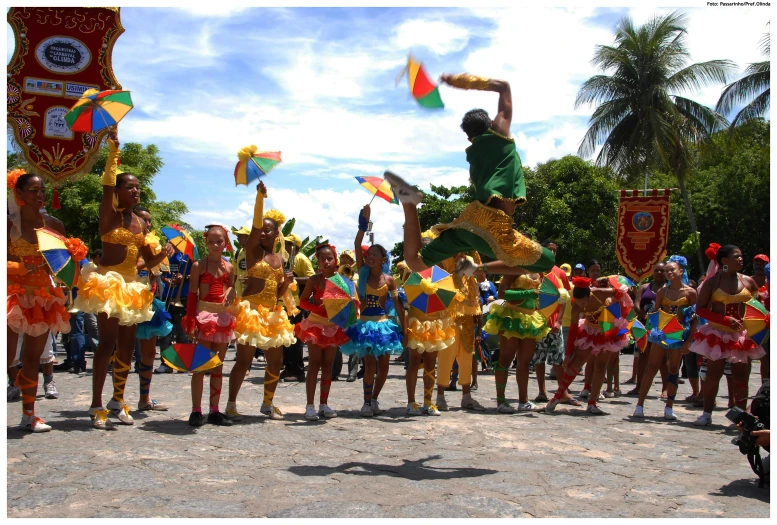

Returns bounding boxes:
[615,189,671,283]
[7,7,124,185]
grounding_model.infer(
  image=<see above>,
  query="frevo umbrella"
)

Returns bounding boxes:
[743,298,770,346]
[35,227,87,288]
[64,89,133,133]
[234,145,282,186]
[322,274,358,329]
[160,224,199,260]
[404,265,458,315]
[355,176,398,205]
[161,343,222,373]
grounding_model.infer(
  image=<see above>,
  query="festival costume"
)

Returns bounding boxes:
[341,282,403,358]
[484,274,551,341]
[646,294,696,350]
[296,286,350,347]
[182,262,236,344]
[574,292,631,355]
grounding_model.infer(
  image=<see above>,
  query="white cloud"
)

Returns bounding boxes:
[394,18,471,55]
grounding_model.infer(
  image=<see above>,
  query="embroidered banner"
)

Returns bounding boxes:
[616,189,671,282]
[7,7,124,185]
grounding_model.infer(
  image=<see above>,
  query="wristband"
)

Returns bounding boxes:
[482,262,488,274]
[358,211,368,232]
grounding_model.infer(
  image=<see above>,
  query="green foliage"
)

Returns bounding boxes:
[716,32,770,129]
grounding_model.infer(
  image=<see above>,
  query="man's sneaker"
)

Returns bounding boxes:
[406,402,422,416]
[579,389,590,398]
[207,411,234,426]
[664,407,678,421]
[106,399,134,425]
[305,404,320,421]
[43,380,59,399]
[632,405,645,418]
[138,399,168,411]
[319,404,338,418]
[461,395,486,411]
[154,363,173,374]
[423,404,441,416]
[370,399,384,415]
[7,385,21,402]
[497,402,516,414]
[694,413,712,426]
[89,407,115,430]
[544,398,560,413]
[586,404,607,415]
[383,170,423,206]
[604,390,615,398]
[455,256,478,277]
[225,403,243,421]
[20,414,51,433]
[188,411,205,427]
[517,401,537,412]
[360,402,374,417]
[435,396,449,411]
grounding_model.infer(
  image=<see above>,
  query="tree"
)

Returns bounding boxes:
[576,11,736,271]
[716,29,770,129]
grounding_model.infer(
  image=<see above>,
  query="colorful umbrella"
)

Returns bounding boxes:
[64,89,133,133]
[599,302,622,333]
[396,55,444,109]
[743,298,770,346]
[608,274,636,288]
[537,276,561,319]
[35,228,82,288]
[355,176,398,205]
[647,309,685,341]
[629,319,648,352]
[234,145,282,186]
[160,224,199,260]
[404,265,458,314]
[322,274,358,329]
[161,343,222,373]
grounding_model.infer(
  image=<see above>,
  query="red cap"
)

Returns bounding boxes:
[754,254,770,263]
[571,277,592,289]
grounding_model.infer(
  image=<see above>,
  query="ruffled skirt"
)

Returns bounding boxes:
[136,298,173,340]
[341,318,403,358]
[406,315,456,353]
[195,301,236,344]
[7,283,70,337]
[295,315,349,348]
[74,263,153,326]
[575,318,630,355]
[484,303,550,341]
[690,324,764,364]
[230,299,296,350]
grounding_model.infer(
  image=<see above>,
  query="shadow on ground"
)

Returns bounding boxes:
[710,478,770,503]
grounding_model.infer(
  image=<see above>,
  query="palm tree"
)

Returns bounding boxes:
[576,11,736,271]
[716,28,770,129]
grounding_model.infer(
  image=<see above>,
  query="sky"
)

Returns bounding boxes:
[6,3,770,258]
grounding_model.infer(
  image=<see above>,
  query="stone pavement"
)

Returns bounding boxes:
[6,349,770,518]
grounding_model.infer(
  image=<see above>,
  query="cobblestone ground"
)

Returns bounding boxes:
[6,347,770,518]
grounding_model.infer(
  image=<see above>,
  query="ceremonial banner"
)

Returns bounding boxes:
[7,7,124,185]
[615,189,671,282]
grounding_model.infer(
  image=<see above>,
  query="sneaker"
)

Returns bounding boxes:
[346,376,356,383]
[586,404,607,415]
[318,404,338,419]
[207,411,234,426]
[267,405,284,420]
[405,402,421,415]
[305,404,320,421]
[694,413,712,426]
[256,355,266,363]
[89,407,115,430]
[604,390,615,398]
[154,363,173,374]
[370,399,384,415]
[579,389,590,398]
[517,401,537,411]
[544,398,560,413]
[534,393,550,403]
[106,399,134,425]
[632,405,645,418]
[423,404,441,416]
[435,396,449,412]
[7,385,21,402]
[225,404,243,421]
[471,383,479,391]
[43,380,59,399]
[360,402,374,417]
[356,368,365,380]
[383,170,423,206]
[461,395,486,411]
[613,389,623,397]
[664,407,678,421]
[20,414,52,433]
[497,402,516,414]
[598,393,606,401]
[137,399,168,411]
[188,411,205,427]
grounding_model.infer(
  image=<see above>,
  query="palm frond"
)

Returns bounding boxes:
[715,67,770,114]
[667,60,737,94]
[673,96,729,136]
[731,88,770,127]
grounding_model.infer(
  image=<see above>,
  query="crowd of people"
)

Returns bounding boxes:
[7,71,769,438]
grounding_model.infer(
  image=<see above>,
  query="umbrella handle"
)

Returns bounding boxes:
[368,193,376,206]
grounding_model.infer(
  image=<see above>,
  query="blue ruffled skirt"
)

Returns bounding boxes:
[136,298,173,340]
[341,318,403,358]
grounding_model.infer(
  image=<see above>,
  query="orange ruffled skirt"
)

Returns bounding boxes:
[7,283,70,337]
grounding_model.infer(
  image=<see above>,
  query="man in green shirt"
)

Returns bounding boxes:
[385,73,554,277]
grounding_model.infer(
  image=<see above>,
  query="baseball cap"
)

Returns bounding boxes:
[754,254,769,263]
[574,263,585,271]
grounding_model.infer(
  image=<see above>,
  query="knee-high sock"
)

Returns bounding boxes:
[494,361,509,404]
[552,367,580,401]
[423,368,436,406]
[363,380,373,403]
[111,356,131,404]
[138,362,154,398]
[209,372,223,413]
[16,370,37,418]
[320,379,332,405]
[263,369,279,405]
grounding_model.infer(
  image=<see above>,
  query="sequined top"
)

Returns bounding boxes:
[583,293,609,326]
[658,294,690,316]
[711,279,753,320]
[361,282,388,317]
[8,237,50,288]
[101,215,145,277]
[245,259,284,308]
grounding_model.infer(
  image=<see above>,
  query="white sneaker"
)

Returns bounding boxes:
[604,390,615,398]
[89,407,115,430]
[260,402,272,415]
[370,399,384,415]
[664,407,677,421]
[586,404,607,415]
[544,398,560,413]
[461,395,486,411]
[406,402,422,416]
[44,380,59,399]
[225,403,243,421]
[384,170,423,206]
[632,405,645,418]
[360,402,374,417]
[267,405,284,420]
[579,389,590,398]
[497,402,516,414]
[694,413,712,426]
[318,404,338,418]
[20,414,51,433]
[423,404,441,416]
[106,399,134,425]
[517,401,537,411]
[305,404,320,421]
[598,393,606,401]
[435,396,449,411]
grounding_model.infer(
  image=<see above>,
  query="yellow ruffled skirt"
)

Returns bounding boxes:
[74,263,153,326]
[230,296,296,350]
[407,314,456,353]
[484,303,550,341]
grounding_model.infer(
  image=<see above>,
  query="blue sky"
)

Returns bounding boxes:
[6,5,770,255]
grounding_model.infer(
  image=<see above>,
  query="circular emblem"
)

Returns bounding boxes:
[35,36,91,75]
[632,212,654,232]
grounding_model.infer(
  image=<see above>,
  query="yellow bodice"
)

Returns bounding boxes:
[245,259,284,308]
[100,216,145,277]
[8,237,50,287]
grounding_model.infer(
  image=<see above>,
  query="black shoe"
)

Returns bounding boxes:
[188,411,205,427]
[332,376,341,381]
[346,376,356,383]
[282,375,305,383]
[54,361,73,372]
[356,368,365,379]
[445,384,458,392]
[69,365,87,374]
[207,411,233,426]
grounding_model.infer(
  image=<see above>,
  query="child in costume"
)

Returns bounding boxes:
[226,182,296,421]
[633,255,698,421]
[7,169,77,432]
[181,224,237,426]
[74,132,173,430]
[384,73,554,277]
[341,205,405,417]
[297,244,352,421]
[133,205,172,412]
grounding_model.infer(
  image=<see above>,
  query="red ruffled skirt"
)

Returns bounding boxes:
[195,301,236,344]
[295,315,349,348]
[575,318,630,355]
[690,324,764,364]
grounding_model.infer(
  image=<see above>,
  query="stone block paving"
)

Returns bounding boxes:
[6,350,770,518]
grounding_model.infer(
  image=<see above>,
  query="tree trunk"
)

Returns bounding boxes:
[675,170,706,274]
